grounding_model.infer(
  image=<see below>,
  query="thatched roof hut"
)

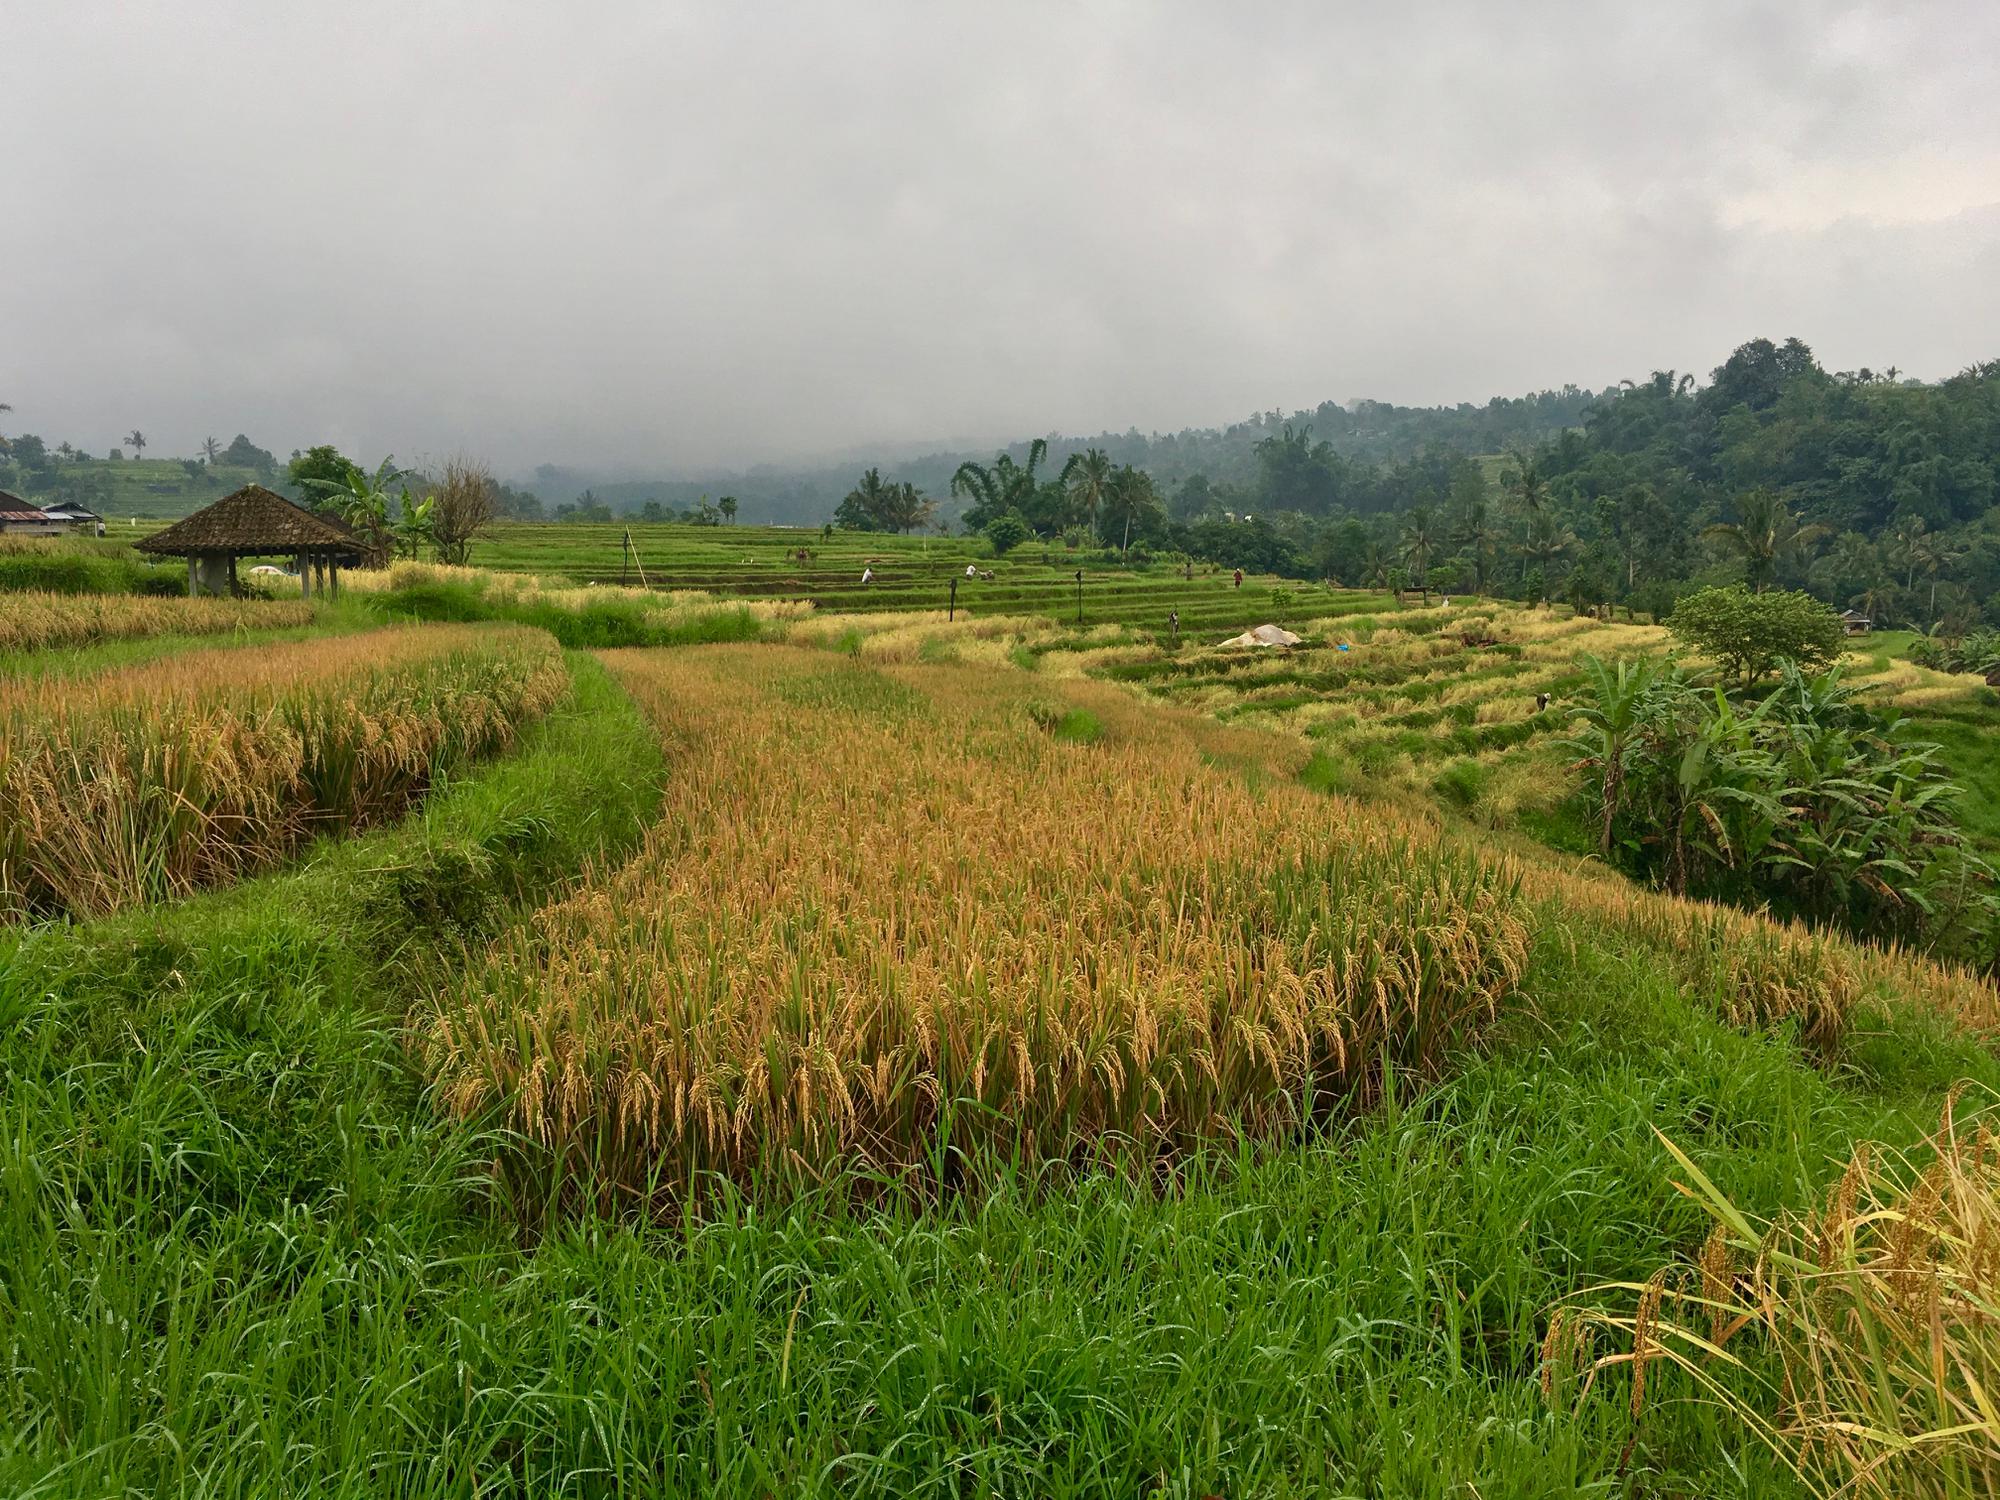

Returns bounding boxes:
[137,485,363,597]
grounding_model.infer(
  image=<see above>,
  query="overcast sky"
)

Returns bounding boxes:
[4,1,1997,478]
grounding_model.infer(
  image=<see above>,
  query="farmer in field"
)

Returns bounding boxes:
[861,566,874,584]
[966,564,977,577]
[1233,568,1244,589]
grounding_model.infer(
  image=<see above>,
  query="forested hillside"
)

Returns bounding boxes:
[522,386,1600,526]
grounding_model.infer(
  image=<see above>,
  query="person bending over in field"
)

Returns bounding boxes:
[862,567,874,584]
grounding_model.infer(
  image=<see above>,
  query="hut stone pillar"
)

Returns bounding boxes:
[190,556,230,596]
[298,554,312,598]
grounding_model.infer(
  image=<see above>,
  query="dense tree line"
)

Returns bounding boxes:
[1092,339,2000,629]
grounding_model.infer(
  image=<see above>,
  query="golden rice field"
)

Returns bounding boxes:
[426,646,1534,1210]
[0,622,568,919]
[0,590,316,654]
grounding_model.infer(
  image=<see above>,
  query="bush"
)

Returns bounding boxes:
[0,552,184,596]
[1667,585,1845,685]
[983,512,1031,556]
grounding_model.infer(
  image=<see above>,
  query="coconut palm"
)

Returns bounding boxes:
[201,436,222,465]
[1702,489,1828,591]
[1451,490,1500,592]
[125,429,147,459]
[1503,451,1550,519]
[1399,504,1440,585]
[1515,511,1576,572]
[1060,447,1114,540]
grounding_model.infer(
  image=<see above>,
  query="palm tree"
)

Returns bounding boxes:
[1503,451,1550,519]
[1515,512,1576,572]
[951,438,1051,531]
[1060,447,1114,540]
[1701,489,1828,591]
[201,436,222,465]
[1099,466,1160,554]
[1399,504,1439,585]
[1894,522,1963,622]
[1852,582,1895,628]
[1451,491,1500,592]
[718,495,738,524]
[125,429,146,459]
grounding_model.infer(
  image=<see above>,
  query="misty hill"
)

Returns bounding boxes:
[526,386,1603,527]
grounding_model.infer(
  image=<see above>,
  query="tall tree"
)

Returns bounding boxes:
[718,495,738,524]
[124,429,146,459]
[1399,504,1439,585]
[1702,489,1828,591]
[834,468,894,531]
[950,439,1053,533]
[1099,466,1163,552]
[1061,447,1115,538]
[201,435,222,465]
[1502,451,1550,520]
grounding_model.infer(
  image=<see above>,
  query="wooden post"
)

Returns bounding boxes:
[949,575,957,622]
[298,554,311,598]
[1074,569,1084,625]
[187,557,199,597]
[228,556,239,595]
[328,557,340,598]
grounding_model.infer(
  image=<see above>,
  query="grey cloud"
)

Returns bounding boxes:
[3,0,1996,477]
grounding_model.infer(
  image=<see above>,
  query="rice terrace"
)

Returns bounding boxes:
[9,9,2000,1496]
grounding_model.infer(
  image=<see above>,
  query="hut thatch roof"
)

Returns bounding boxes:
[136,485,363,558]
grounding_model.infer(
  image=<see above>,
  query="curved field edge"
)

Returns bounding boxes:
[429,645,1995,1220]
[0,652,667,1490]
[0,623,570,920]
[428,645,1537,1213]
[6,646,1998,1496]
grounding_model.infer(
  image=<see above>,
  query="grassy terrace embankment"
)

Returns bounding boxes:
[5,562,2000,1494]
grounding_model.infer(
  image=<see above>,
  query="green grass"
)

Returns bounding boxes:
[433,520,1380,628]
[0,548,186,595]
[5,606,1998,1493]
[5,813,1987,1495]
[362,576,767,649]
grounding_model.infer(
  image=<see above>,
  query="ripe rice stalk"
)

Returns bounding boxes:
[424,647,1533,1214]
[0,592,314,654]
[0,623,567,920]
[1557,1098,2000,1498]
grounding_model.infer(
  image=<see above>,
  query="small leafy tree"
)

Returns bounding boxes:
[300,455,405,565]
[982,512,1030,556]
[718,495,738,524]
[1667,585,1845,686]
[289,445,363,512]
